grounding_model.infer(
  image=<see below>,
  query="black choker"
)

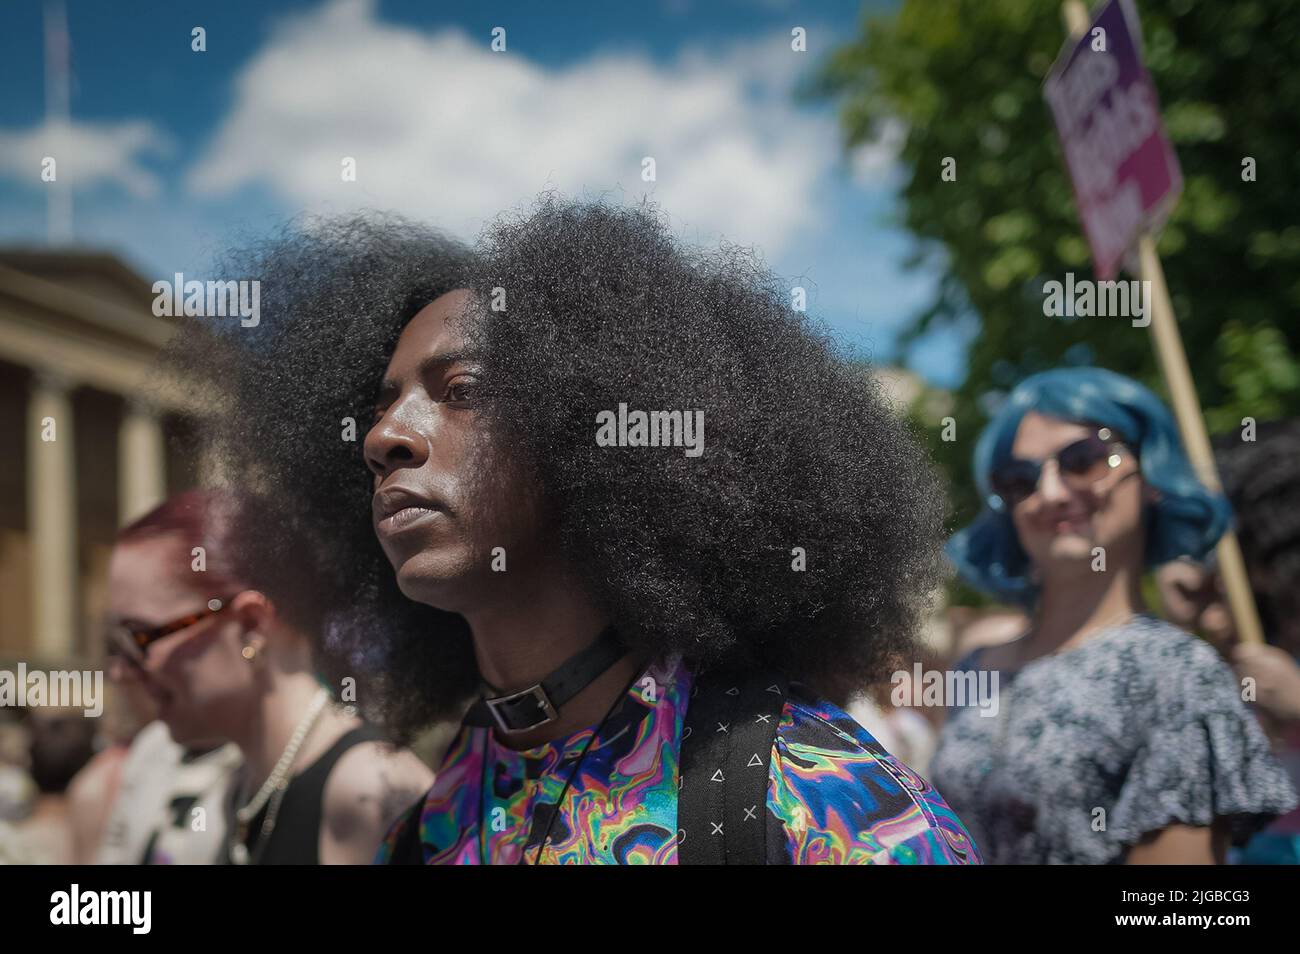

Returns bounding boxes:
[464,626,625,734]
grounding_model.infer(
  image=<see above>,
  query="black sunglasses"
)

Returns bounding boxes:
[989,427,1133,510]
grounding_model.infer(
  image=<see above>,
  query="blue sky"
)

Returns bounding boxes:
[0,0,971,387]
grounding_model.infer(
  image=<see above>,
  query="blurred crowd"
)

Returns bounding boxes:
[1,378,1297,866]
[2,410,1289,868]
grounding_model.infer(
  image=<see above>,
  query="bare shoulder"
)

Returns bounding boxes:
[319,740,434,864]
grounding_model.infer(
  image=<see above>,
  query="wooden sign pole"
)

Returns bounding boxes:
[1061,0,1264,644]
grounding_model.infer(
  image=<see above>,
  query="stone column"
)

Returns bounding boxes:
[27,371,78,661]
[118,401,167,525]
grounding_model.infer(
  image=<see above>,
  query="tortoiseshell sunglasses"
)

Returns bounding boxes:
[107,593,242,667]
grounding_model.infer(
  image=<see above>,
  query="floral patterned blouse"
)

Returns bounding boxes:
[377,655,981,864]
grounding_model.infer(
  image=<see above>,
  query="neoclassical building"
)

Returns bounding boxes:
[0,249,197,669]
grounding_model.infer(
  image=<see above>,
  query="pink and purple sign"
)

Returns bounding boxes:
[1044,0,1182,280]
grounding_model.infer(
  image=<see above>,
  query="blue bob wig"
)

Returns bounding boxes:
[946,367,1231,606]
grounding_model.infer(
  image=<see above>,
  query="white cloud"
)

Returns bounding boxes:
[0,118,170,197]
[185,0,840,255]
[848,116,907,187]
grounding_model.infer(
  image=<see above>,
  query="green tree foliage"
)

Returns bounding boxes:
[815,0,1300,537]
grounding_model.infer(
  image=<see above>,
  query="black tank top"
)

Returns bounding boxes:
[237,724,384,865]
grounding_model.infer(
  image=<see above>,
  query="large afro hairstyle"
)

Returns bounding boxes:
[164,198,947,741]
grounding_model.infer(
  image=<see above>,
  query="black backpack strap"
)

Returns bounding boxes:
[384,796,426,865]
[677,667,788,865]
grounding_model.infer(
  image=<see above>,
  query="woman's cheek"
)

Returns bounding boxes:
[1013,506,1041,546]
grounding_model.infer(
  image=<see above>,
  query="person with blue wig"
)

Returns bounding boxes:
[930,366,1296,864]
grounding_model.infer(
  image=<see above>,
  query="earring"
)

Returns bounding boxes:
[241,644,258,662]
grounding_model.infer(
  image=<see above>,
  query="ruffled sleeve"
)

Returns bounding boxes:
[1109,636,1298,849]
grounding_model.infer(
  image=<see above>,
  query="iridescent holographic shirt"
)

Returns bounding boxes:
[378,655,981,865]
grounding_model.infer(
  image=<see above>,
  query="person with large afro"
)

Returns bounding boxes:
[166,197,980,865]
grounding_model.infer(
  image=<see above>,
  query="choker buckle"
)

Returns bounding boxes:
[485,683,559,734]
